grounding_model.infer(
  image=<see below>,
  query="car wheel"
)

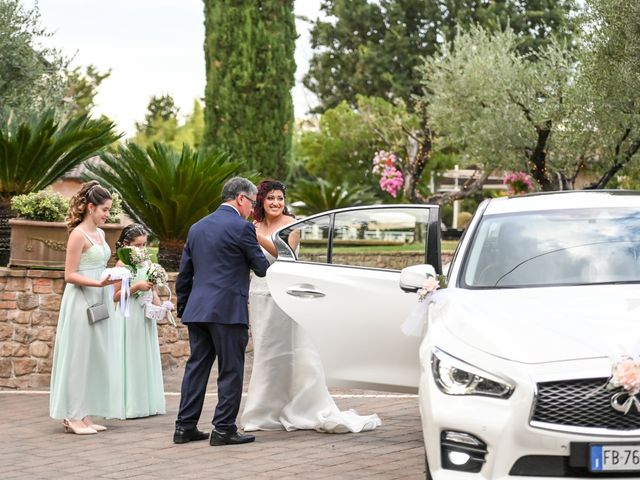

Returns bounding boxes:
[425,451,434,480]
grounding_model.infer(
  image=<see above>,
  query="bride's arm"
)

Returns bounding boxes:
[256,231,277,257]
[255,216,298,257]
[287,227,300,252]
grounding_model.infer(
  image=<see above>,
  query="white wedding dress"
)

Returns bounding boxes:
[241,248,381,433]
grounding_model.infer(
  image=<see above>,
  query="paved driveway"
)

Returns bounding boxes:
[1,355,425,480]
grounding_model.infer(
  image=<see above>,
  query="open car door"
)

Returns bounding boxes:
[267,205,441,393]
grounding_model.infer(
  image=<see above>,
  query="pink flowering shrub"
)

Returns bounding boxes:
[503,171,534,196]
[372,151,404,198]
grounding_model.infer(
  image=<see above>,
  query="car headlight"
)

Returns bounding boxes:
[431,348,514,398]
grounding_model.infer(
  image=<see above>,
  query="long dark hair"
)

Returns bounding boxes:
[252,179,294,222]
[66,181,112,232]
[115,223,149,250]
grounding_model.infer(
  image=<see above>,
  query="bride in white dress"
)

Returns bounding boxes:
[241,180,381,433]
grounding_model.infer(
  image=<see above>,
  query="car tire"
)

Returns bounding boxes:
[425,451,434,480]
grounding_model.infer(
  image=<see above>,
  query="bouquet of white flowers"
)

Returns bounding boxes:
[117,246,151,271]
[147,262,168,287]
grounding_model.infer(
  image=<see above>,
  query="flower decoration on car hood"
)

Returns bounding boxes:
[607,357,640,396]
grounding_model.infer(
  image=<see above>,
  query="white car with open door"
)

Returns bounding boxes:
[268,204,441,392]
[267,192,640,480]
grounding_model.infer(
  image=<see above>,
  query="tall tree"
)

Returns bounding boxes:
[421,26,576,191]
[0,0,68,122]
[133,99,204,151]
[203,1,296,178]
[304,0,580,112]
[135,94,179,138]
[578,0,640,189]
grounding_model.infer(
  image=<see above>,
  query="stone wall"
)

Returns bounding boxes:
[0,252,453,390]
[0,268,187,390]
[305,251,453,271]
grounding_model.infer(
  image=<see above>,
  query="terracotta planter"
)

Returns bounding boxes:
[9,219,123,269]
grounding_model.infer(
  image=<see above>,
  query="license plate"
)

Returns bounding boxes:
[590,445,640,472]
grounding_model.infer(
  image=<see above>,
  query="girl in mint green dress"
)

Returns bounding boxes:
[50,181,124,434]
[113,224,166,418]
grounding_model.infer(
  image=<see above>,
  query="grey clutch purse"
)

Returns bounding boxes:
[87,302,109,325]
[81,287,110,325]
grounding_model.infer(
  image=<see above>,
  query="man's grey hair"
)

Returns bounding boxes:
[221,177,257,201]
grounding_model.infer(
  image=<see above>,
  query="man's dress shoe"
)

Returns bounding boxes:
[173,427,210,444]
[210,428,255,446]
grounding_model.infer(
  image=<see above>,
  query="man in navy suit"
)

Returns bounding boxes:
[173,177,270,446]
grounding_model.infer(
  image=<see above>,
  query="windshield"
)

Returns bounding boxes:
[462,208,640,288]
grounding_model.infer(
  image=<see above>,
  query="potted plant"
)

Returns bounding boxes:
[9,189,124,268]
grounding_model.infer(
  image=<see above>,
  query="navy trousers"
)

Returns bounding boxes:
[176,322,249,432]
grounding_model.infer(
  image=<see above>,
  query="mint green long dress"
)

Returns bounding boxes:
[118,263,166,418]
[50,230,125,420]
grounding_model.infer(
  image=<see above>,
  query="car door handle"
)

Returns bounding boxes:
[285,285,326,298]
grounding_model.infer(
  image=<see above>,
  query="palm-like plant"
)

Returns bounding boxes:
[0,111,120,264]
[86,142,243,270]
[289,178,377,217]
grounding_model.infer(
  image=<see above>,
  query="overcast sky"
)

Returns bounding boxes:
[23,0,321,137]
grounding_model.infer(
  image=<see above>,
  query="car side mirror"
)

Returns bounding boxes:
[399,264,437,292]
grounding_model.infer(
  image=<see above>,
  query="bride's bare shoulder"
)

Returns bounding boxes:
[282,215,296,226]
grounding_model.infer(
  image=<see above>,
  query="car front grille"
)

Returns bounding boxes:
[532,378,640,431]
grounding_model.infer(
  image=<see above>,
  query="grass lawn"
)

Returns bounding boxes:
[442,240,459,252]
[300,239,458,255]
[147,241,458,261]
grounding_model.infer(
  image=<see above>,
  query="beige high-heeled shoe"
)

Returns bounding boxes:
[82,416,107,432]
[63,418,97,435]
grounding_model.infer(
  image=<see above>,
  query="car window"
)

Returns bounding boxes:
[331,208,430,270]
[277,214,331,263]
[463,208,640,287]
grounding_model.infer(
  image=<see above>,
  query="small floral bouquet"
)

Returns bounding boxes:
[606,357,640,395]
[117,246,151,271]
[415,274,447,302]
[418,277,441,302]
[117,246,152,301]
[147,262,168,287]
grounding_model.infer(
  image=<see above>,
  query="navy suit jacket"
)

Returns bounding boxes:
[176,204,270,325]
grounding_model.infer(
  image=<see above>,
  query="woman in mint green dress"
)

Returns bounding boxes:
[50,181,123,434]
[113,224,166,418]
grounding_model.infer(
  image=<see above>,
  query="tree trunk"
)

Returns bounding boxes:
[157,239,185,272]
[527,123,554,191]
[427,170,491,204]
[403,122,432,203]
[0,201,13,267]
[585,138,640,189]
